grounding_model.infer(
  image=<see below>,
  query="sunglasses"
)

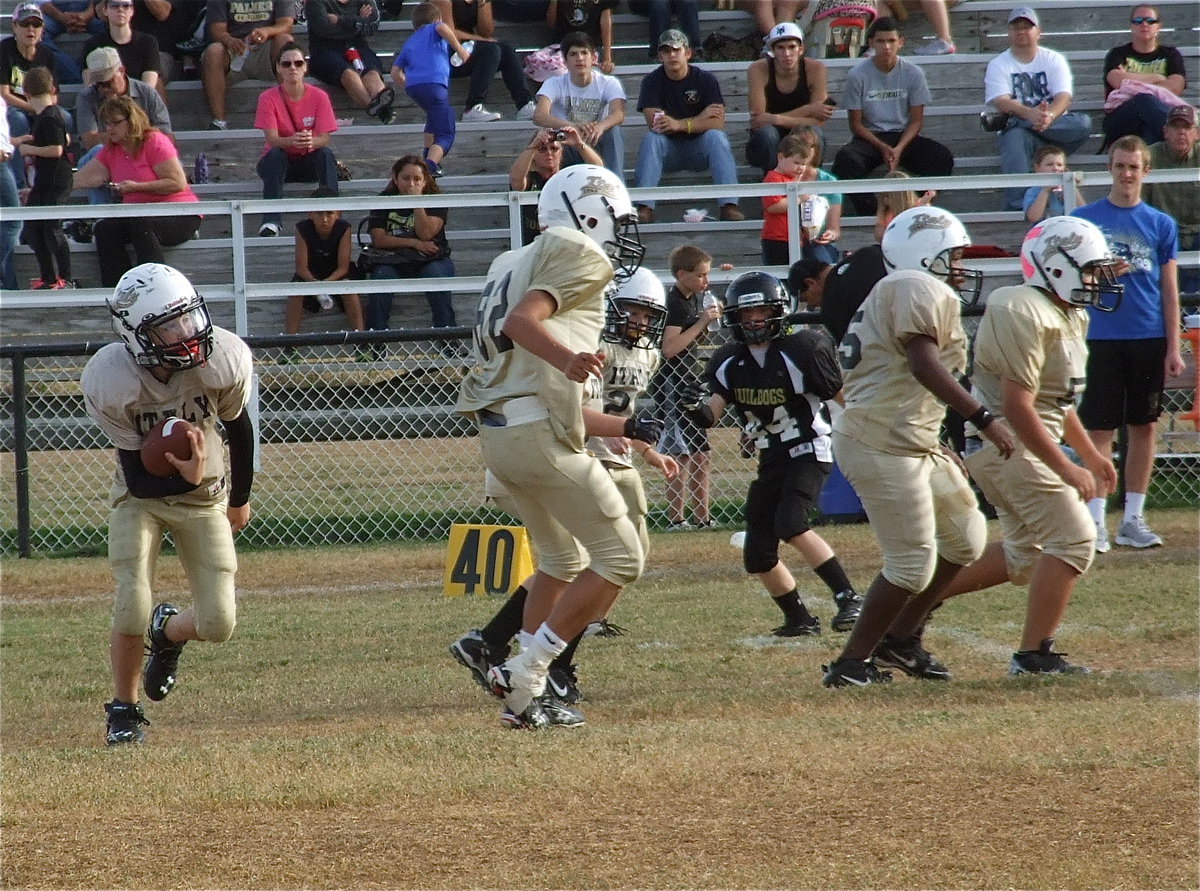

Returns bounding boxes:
[96,76,119,89]
[106,1,135,8]
[1130,16,1159,24]
[278,59,306,68]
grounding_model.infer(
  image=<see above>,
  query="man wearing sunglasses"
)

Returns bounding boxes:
[82,0,162,90]
[202,0,296,131]
[1101,5,1188,149]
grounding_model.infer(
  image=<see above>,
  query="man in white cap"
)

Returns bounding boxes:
[984,5,1092,210]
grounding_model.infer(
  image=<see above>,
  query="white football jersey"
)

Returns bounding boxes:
[585,339,661,468]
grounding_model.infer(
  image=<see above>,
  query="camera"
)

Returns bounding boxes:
[551,129,569,142]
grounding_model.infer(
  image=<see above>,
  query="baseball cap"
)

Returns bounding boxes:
[86,46,122,83]
[1008,6,1039,26]
[657,29,690,50]
[766,21,804,47]
[1166,105,1197,127]
[13,2,43,23]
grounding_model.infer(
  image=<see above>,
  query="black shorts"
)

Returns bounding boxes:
[741,459,830,574]
[1078,338,1166,430]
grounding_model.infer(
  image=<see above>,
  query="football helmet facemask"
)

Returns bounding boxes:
[537,164,645,279]
[108,263,213,369]
[1020,216,1123,312]
[722,271,793,345]
[881,206,983,305]
[602,267,668,349]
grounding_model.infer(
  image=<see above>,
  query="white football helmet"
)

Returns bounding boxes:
[881,206,983,305]
[1020,216,1123,312]
[108,263,212,369]
[537,164,645,278]
[602,267,668,349]
[800,194,830,241]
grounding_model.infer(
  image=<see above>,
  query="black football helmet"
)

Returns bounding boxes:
[722,271,794,345]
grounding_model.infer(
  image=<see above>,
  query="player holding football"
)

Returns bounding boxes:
[81,263,255,745]
[822,207,1016,688]
[451,267,678,727]
[679,271,865,637]
[456,164,661,729]
[898,217,1121,675]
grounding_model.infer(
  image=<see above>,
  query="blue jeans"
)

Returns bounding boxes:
[747,124,828,175]
[367,257,457,329]
[0,158,21,290]
[74,143,116,204]
[1102,93,1174,149]
[42,2,107,40]
[998,112,1091,210]
[256,147,339,226]
[647,1,701,55]
[565,126,625,182]
[634,130,740,209]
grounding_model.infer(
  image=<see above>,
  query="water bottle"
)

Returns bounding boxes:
[450,40,473,67]
[193,152,209,186]
[317,294,334,310]
[702,291,721,332]
[345,47,364,73]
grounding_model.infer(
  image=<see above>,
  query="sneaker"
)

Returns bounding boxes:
[538,693,586,727]
[546,664,583,703]
[665,520,693,531]
[1114,515,1162,549]
[104,699,149,746]
[424,158,444,178]
[1009,639,1091,676]
[637,205,655,224]
[772,614,820,637]
[258,222,281,237]
[584,619,626,638]
[209,119,228,131]
[873,634,951,680]
[487,656,546,715]
[822,657,892,688]
[462,103,501,123]
[64,220,93,244]
[914,38,956,56]
[1094,520,1111,554]
[377,105,396,125]
[515,100,536,120]
[450,630,507,696]
[719,204,745,222]
[143,602,185,702]
[830,589,863,633]
[499,699,550,730]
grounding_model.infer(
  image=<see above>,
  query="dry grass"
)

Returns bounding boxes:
[2,510,1197,890]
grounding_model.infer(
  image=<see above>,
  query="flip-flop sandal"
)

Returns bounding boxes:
[367,87,395,118]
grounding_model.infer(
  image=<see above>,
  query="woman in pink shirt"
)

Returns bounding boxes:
[254,42,340,237]
[72,94,200,286]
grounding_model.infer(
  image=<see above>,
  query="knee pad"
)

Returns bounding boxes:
[195,609,236,644]
[742,528,780,575]
[881,544,937,596]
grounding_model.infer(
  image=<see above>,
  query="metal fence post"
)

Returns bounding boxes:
[231,200,249,336]
[11,353,31,557]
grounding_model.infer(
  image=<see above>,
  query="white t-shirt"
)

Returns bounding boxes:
[984,47,1075,107]
[536,71,626,124]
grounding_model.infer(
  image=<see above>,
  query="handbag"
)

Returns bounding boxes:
[524,45,566,83]
[354,217,450,276]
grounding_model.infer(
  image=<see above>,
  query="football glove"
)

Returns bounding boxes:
[623,415,663,444]
[679,383,716,428]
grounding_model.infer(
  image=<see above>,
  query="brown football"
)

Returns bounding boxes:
[140,417,197,477]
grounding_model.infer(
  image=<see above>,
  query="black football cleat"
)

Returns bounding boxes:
[830,589,863,632]
[104,699,149,746]
[772,615,820,637]
[143,603,185,702]
[873,634,951,680]
[822,657,893,688]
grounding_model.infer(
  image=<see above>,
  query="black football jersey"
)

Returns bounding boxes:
[705,329,842,466]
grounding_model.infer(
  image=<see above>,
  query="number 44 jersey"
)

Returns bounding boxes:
[705,327,843,467]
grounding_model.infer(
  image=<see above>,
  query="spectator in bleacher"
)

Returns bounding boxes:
[1073,135,1182,552]
[532,31,625,181]
[364,154,456,332]
[983,6,1091,212]
[72,95,201,286]
[745,22,831,176]
[285,186,364,337]
[1144,104,1199,295]
[831,16,952,216]
[547,0,616,75]
[83,0,162,91]
[629,1,701,64]
[1101,5,1188,150]
[431,0,536,122]
[75,46,170,205]
[1023,144,1084,224]
[509,126,602,245]
[40,0,105,40]
[633,28,742,224]
[305,0,397,125]
[738,0,802,39]
[254,41,339,237]
[202,0,296,131]
[132,1,207,99]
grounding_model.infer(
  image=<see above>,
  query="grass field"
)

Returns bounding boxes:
[2,510,1197,890]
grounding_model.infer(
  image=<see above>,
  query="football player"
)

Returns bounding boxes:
[456,164,662,729]
[81,263,255,745]
[451,268,678,727]
[822,207,1016,688]
[903,217,1120,675]
[679,271,864,638]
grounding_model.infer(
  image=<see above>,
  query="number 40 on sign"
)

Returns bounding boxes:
[442,523,535,597]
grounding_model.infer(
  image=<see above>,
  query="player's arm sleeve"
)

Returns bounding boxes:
[224,409,255,508]
[117,448,202,500]
[805,332,844,400]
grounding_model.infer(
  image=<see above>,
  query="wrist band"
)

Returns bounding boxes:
[686,119,693,134]
[968,406,995,431]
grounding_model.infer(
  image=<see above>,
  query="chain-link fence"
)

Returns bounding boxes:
[3,318,1198,558]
